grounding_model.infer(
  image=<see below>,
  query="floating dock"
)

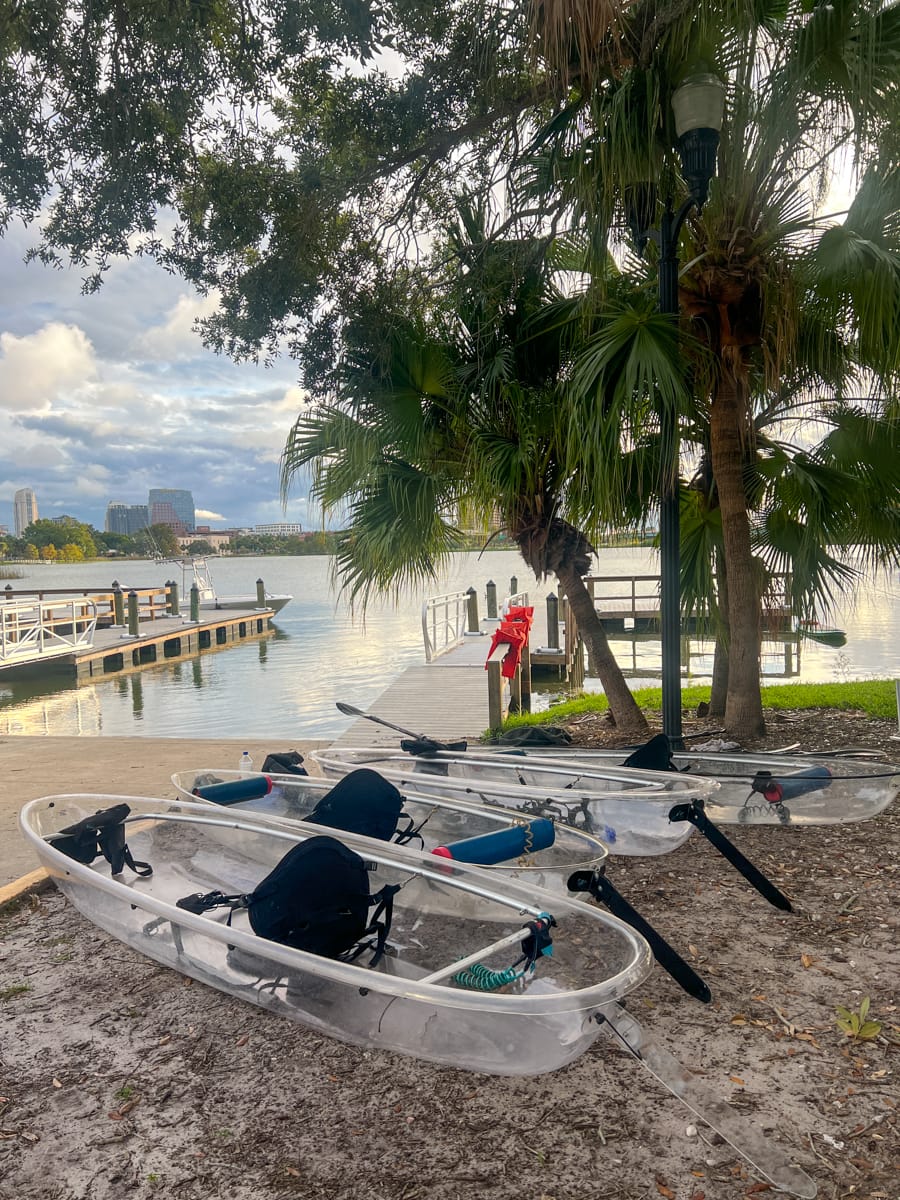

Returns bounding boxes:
[0,586,276,680]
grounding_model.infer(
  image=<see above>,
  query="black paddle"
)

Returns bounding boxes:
[335,702,467,753]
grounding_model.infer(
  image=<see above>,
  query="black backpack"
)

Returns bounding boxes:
[261,750,308,777]
[48,804,153,877]
[177,834,400,964]
[622,734,679,772]
[304,769,413,842]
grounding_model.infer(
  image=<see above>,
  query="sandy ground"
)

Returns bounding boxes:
[1,726,898,1200]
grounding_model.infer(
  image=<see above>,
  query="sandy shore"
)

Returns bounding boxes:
[2,786,896,1199]
[0,736,329,888]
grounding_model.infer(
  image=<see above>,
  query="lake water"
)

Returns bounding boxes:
[2,549,899,739]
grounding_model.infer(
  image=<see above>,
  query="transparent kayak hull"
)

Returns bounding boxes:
[170,769,608,897]
[310,748,720,856]
[21,794,652,1076]
[468,748,900,827]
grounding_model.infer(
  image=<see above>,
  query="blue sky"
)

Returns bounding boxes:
[0,219,317,535]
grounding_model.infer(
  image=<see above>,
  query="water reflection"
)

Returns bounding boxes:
[1,550,898,738]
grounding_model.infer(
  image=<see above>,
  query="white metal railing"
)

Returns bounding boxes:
[501,591,529,615]
[0,597,97,664]
[422,591,471,662]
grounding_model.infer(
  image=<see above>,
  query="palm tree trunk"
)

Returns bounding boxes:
[555,563,650,737]
[709,375,765,739]
[709,549,729,717]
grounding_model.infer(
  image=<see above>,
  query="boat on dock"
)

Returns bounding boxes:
[170,766,609,896]
[172,556,292,614]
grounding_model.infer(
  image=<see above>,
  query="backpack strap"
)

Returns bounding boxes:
[344,882,402,968]
[176,890,248,921]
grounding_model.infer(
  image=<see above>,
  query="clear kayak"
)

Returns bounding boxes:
[310,747,720,856]
[469,745,900,827]
[21,793,650,1076]
[20,794,819,1195]
[170,767,608,896]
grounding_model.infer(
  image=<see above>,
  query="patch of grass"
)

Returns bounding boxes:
[491,678,899,735]
[114,1083,136,1101]
[1,983,32,1001]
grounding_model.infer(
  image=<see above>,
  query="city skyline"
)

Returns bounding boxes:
[0,217,317,536]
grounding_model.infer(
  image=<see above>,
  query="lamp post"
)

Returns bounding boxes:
[627,72,725,747]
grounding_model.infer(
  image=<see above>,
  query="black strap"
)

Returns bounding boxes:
[176,890,247,915]
[365,883,401,967]
[98,822,153,877]
[393,812,429,848]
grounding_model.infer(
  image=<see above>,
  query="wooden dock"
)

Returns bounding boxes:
[333,602,578,747]
[0,587,275,680]
[70,607,276,680]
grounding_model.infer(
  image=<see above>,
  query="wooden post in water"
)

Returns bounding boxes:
[127,591,140,636]
[546,590,559,649]
[485,580,497,619]
[486,660,504,730]
[167,580,179,616]
[256,579,266,607]
[520,631,532,710]
[190,584,200,623]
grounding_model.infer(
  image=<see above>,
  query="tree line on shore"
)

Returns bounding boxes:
[0,521,344,562]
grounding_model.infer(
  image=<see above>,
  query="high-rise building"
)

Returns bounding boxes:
[13,488,38,536]
[105,503,150,536]
[148,488,195,533]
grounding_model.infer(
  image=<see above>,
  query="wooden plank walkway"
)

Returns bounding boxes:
[332,608,568,747]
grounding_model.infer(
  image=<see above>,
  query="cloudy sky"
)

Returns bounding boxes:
[0,219,317,535]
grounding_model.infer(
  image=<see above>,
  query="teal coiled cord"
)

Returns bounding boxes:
[451,962,527,991]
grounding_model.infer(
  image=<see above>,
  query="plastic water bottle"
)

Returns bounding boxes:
[238,750,254,774]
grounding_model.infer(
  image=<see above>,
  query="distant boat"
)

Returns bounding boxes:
[171,556,292,614]
[797,620,847,648]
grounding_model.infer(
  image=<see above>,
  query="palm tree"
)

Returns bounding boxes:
[679,390,900,716]
[281,222,651,736]
[523,0,900,737]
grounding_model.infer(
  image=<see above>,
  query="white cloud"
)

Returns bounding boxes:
[134,291,223,361]
[0,323,97,411]
[195,508,226,521]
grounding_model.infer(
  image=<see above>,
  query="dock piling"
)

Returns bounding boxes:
[546,591,559,649]
[466,587,479,633]
[127,591,139,637]
[485,580,497,619]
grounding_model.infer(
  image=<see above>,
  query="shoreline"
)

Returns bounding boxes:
[0,735,329,888]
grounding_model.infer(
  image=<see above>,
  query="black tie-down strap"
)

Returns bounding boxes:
[48,804,153,877]
[667,800,792,912]
[345,883,402,969]
[568,868,711,1003]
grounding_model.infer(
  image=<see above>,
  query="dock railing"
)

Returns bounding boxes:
[422,591,472,662]
[0,596,98,663]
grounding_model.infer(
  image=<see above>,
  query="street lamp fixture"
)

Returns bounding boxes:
[627,71,725,746]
